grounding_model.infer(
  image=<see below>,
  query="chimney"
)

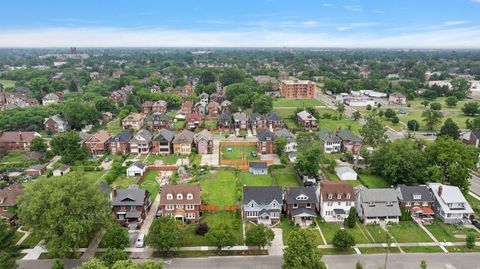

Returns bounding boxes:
[438,185,443,197]
[112,186,117,198]
[19,131,22,141]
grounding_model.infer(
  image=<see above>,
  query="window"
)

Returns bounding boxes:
[187,193,193,200]
[177,194,183,200]
[176,205,183,209]
[293,204,298,208]
[368,202,375,207]
[413,194,421,200]
[186,204,194,210]
[166,194,173,200]
[328,193,333,199]
[386,202,393,207]
[346,202,351,206]
[166,205,173,210]
[338,202,341,206]
[337,194,342,199]
[406,202,411,206]
[327,202,333,206]
[346,194,351,199]
[306,203,311,208]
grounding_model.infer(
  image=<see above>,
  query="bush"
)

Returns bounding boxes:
[466,232,476,249]
[430,102,442,111]
[100,248,128,268]
[51,260,64,269]
[391,116,400,124]
[407,120,420,131]
[366,105,372,110]
[100,224,129,249]
[332,230,356,249]
[196,222,209,236]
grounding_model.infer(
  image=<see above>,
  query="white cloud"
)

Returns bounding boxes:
[470,0,480,3]
[350,22,379,27]
[373,10,385,14]
[0,27,479,48]
[336,26,350,31]
[322,3,333,7]
[302,20,318,26]
[343,5,362,12]
[197,19,233,25]
[444,20,469,26]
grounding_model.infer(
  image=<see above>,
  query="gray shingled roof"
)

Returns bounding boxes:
[358,188,401,218]
[337,129,362,142]
[130,129,153,143]
[297,110,316,121]
[275,128,295,142]
[257,129,275,142]
[291,208,316,217]
[233,112,247,121]
[250,112,265,121]
[243,186,282,206]
[319,129,341,143]
[128,161,145,170]
[218,113,231,121]
[154,129,174,142]
[396,184,434,203]
[249,162,268,170]
[112,129,133,143]
[266,112,282,121]
[285,187,318,204]
[112,186,148,206]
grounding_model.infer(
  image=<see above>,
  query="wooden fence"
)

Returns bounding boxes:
[200,205,240,212]
[220,141,257,147]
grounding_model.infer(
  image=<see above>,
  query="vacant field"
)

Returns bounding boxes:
[387,221,433,243]
[425,220,478,242]
[358,173,391,188]
[0,152,25,163]
[198,170,237,206]
[273,98,324,108]
[466,194,480,217]
[203,120,217,129]
[220,145,258,160]
[146,154,184,165]
[362,224,389,243]
[318,222,372,244]
[0,79,16,88]
[105,118,122,135]
[139,170,160,202]
[238,171,273,186]
[183,211,243,246]
[271,166,300,188]
[281,219,321,245]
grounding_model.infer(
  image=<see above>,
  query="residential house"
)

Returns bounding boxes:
[0,183,23,224]
[84,130,111,156]
[335,166,357,181]
[112,70,125,79]
[152,100,168,113]
[463,130,480,147]
[0,131,40,153]
[428,183,473,224]
[141,101,154,114]
[194,129,213,154]
[207,101,220,117]
[152,129,175,155]
[320,181,355,223]
[110,86,133,102]
[217,113,232,130]
[395,184,434,223]
[129,129,153,155]
[90,71,100,80]
[248,162,268,175]
[337,129,362,154]
[266,112,284,130]
[199,92,209,103]
[25,164,47,177]
[186,113,202,130]
[44,114,67,133]
[257,129,275,154]
[210,92,224,103]
[233,112,248,130]
[122,113,146,131]
[355,186,401,224]
[319,130,341,154]
[102,112,113,124]
[112,185,150,225]
[178,101,193,116]
[126,162,146,177]
[158,184,202,223]
[243,186,282,226]
[110,129,133,155]
[173,129,194,155]
[389,92,407,105]
[194,101,207,116]
[42,93,60,106]
[275,129,297,161]
[150,113,172,131]
[297,110,317,130]
[285,186,318,226]
[221,100,231,113]
[250,113,266,131]
[53,165,70,177]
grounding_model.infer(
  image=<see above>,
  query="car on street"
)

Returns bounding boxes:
[136,233,145,248]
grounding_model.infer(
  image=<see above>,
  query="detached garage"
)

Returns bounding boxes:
[335,166,357,181]
[127,161,146,177]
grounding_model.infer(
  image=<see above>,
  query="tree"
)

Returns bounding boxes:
[466,117,480,131]
[95,98,117,113]
[138,260,164,269]
[245,224,275,249]
[219,68,245,86]
[283,229,326,269]
[407,119,420,131]
[18,174,110,258]
[30,136,47,153]
[75,259,108,269]
[370,139,427,186]
[421,109,443,131]
[100,224,129,250]
[430,102,442,111]
[420,260,427,269]
[466,232,476,249]
[60,99,101,130]
[100,248,129,268]
[68,79,78,92]
[345,207,357,228]
[206,224,236,251]
[451,78,471,95]
[146,217,184,254]
[356,261,364,269]
[295,147,323,176]
[200,70,216,85]
[425,137,479,193]
[462,102,479,116]
[51,260,64,269]
[0,220,18,269]
[352,111,361,121]
[366,104,372,111]
[439,118,460,139]
[332,230,356,249]
[195,222,209,236]
[360,114,386,148]
[337,103,345,119]
[391,116,399,124]
[50,131,88,164]
[445,96,458,108]
[111,260,137,269]
[274,136,288,158]
[252,95,273,114]
[384,108,396,119]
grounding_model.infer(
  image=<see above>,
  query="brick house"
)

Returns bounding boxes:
[194,129,213,154]
[84,130,111,156]
[178,101,193,116]
[141,101,153,114]
[0,131,41,153]
[280,79,316,99]
[284,187,318,227]
[149,113,172,131]
[0,183,23,224]
[388,92,407,105]
[112,185,150,226]
[266,112,284,130]
[44,114,68,133]
[25,164,47,177]
[207,101,220,117]
[129,129,153,155]
[233,112,248,130]
[110,129,133,155]
[186,113,202,130]
[217,113,232,130]
[122,113,146,131]
[152,129,174,155]
[395,184,435,223]
[152,100,168,113]
[337,129,362,154]
[463,130,480,147]
[297,110,317,130]
[221,100,231,113]
[250,113,266,131]
[158,184,202,224]
[210,92,224,103]
[257,129,275,154]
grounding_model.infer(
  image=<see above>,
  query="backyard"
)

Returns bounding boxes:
[105,118,122,135]
[183,211,243,246]
[271,166,300,188]
[197,170,238,207]
[139,170,161,202]
[238,171,273,186]
[220,145,259,161]
[145,154,185,165]
[357,172,390,189]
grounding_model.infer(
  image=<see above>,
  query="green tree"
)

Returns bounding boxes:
[421,109,443,131]
[420,260,427,269]
[430,102,442,111]
[462,102,479,116]
[75,259,107,269]
[356,261,364,269]
[274,136,288,158]
[451,78,471,94]
[466,232,476,249]
[199,69,216,85]
[51,260,64,269]
[50,131,88,164]
[146,217,184,254]
[0,220,18,269]
[100,248,129,268]
[252,95,273,114]
[295,147,323,176]
[336,103,345,119]
[138,260,164,269]
[391,116,400,124]
[111,260,137,269]
[332,230,356,249]
[206,224,236,251]
[30,136,47,153]
[60,99,101,130]
[445,96,458,108]
[68,79,78,92]
[18,174,110,258]
[245,224,275,249]
[360,114,386,148]
[439,118,460,139]
[407,119,420,131]
[219,68,245,86]
[466,117,480,131]
[352,111,361,121]
[384,108,396,119]
[95,98,117,113]
[283,229,326,269]
[421,100,430,107]
[425,137,478,193]
[345,207,357,229]
[100,224,129,250]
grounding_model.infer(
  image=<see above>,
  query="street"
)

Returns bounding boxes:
[470,172,480,196]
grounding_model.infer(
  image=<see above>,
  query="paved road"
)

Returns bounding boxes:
[470,172,480,195]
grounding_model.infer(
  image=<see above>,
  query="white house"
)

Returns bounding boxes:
[52,165,70,177]
[344,98,376,107]
[127,162,146,177]
[428,183,474,224]
[319,181,355,223]
[275,128,297,153]
[335,166,357,181]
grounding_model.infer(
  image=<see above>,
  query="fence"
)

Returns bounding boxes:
[220,141,257,147]
[135,165,177,185]
[200,205,240,212]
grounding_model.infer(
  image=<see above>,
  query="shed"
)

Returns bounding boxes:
[335,166,357,181]
[248,162,268,175]
[126,162,146,177]
[53,165,71,177]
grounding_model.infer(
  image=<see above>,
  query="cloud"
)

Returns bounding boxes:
[0,26,479,48]
[336,26,350,31]
[302,20,318,26]
[197,19,233,25]
[373,10,385,14]
[444,20,469,26]
[470,0,480,3]
[322,3,333,7]
[343,5,362,12]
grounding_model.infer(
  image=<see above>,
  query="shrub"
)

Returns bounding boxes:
[196,222,209,236]
[466,232,476,249]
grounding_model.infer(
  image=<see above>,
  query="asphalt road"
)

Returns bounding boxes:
[470,172,480,195]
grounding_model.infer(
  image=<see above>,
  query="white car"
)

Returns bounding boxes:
[135,233,145,248]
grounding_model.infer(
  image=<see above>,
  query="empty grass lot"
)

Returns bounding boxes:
[281,219,321,245]
[273,98,324,108]
[220,145,259,160]
[361,224,389,243]
[318,222,373,244]
[146,154,184,165]
[425,220,478,242]
[402,246,443,253]
[238,171,273,186]
[271,167,300,188]
[198,170,237,206]
[105,118,122,135]
[387,221,433,243]
[183,211,243,246]
[358,173,391,189]
[139,170,160,202]
[0,152,25,163]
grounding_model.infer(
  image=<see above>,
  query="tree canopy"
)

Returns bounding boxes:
[360,113,386,148]
[283,229,326,269]
[146,217,184,253]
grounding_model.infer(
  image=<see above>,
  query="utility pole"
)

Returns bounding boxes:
[384,235,392,269]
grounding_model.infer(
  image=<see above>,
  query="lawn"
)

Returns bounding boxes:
[362,224,389,243]
[273,98,324,108]
[358,173,391,189]
[445,246,480,252]
[174,120,185,130]
[198,170,237,206]
[238,171,273,186]
[466,194,480,218]
[358,247,401,254]
[146,154,184,165]
[318,222,372,244]
[203,120,217,129]
[105,118,122,135]
[220,145,259,161]
[139,170,160,202]
[0,152,25,163]
[425,220,478,242]
[271,167,300,188]
[319,248,356,255]
[183,211,243,246]
[18,232,43,249]
[401,246,443,253]
[0,79,16,88]
[110,176,136,189]
[281,219,321,245]
[317,118,363,134]
[387,221,433,243]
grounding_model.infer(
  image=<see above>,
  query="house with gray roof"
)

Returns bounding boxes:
[250,112,266,131]
[110,129,133,154]
[233,112,248,130]
[337,129,362,154]
[42,93,60,106]
[243,186,282,226]
[319,129,341,154]
[112,185,150,225]
[127,161,146,177]
[275,128,297,155]
[355,186,401,224]
[297,110,317,130]
[395,184,435,222]
[266,112,284,130]
[194,129,213,154]
[428,183,473,224]
[150,112,172,131]
[257,129,275,154]
[248,161,268,175]
[129,129,153,155]
[284,187,318,227]
[44,114,67,133]
[221,100,231,113]
[217,113,232,130]
[152,129,174,155]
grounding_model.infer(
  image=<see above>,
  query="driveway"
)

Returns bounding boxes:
[200,139,220,166]
[260,154,281,165]
[267,228,283,256]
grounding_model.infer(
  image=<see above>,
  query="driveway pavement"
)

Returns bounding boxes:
[267,228,283,256]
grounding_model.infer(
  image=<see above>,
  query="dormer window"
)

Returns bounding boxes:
[346,193,351,199]
[413,194,421,200]
[386,201,393,207]
[187,193,193,200]
[368,202,375,207]
[177,194,183,200]
[296,195,308,200]
[166,194,173,200]
[337,194,342,199]
[328,193,333,199]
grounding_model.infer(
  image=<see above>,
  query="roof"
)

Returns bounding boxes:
[159,184,201,205]
[128,161,145,170]
[266,112,282,121]
[396,184,434,203]
[275,128,295,142]
[319,129,341,143]
[125,211,141,218]
[257,129,275,142]
[390,92,406,98]
[26,163,47,171]
[153,100,167,107]
[194,129,213,142]
[233,112,247,121]
[243,186,282,206]
[337,129,362,142]
[358,188,398,203]
[141,100,153,107]
[43,93,59,101]
[89,130,111,143]
[320,181,355,202]
[55,165,70,172]
[154,129,175,142]
[123,113,145,122]
[335,166,357,176]
[357,188,401,218]
[112,185,148,206]
[0,183,23,207]
[111,129,133,143]
[186,113,202,121]
[285,187,318,204]
[152,113,171,121]
[297,110,316,121]
[221,100,231,106]
[130,129,153,143]
[291,208,316,217]
[44,114,65,125]
[0,131,39,143]
[218,113,231,121]
[249,162,268,170]
[282,79,315,85]
[207,101,220,108]
[172,129,194,144]
[250,112,265,121]
[428,183,474,214]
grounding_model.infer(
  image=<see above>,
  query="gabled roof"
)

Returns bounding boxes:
[243,186,282,206]
[297,110,316,121]
[153,100,167,107]
[356,187,401,218]
[154,129,175,142]
[141,100,153,107]
[275,128,295,142]
[186,113,202,122]
[233,112,247,121]
[250,112,265,121]
[428,183,473,214]
[151,112,171,121]
[172,129,194,144]
[266,112,282,121]
[358,188,398,203]
[320,181,355,202]
[337,129,362,142]
[111,129,133,143]
[207,101,220,108]
[390,92,406,98]
[319,129,341,143]
[130,129,153,143]
[291,208,316,217]
[122,113,145,122]
[194,129,213,142]
[0,183,23,207]
[249,161,268,170]
[112,185,148,206]
[285,187,318,204]
[257,129,275,142]
[44,114,65,125]
[0,131,40,143]
[396,184,434,203]
[221,100,231,106]
[87,130,111,143]
[217,113,231,121]
[128,161,145,170]
[43,93,59,101]
[159,184,201,205]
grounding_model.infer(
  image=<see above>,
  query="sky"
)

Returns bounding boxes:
[1,0,480,48]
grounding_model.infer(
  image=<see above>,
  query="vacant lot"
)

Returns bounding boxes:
[358,173,390,189]
[238,171,273,186]
[146,154,184,165]
[220,145,258,160]
[139,170,160,202]
[198,170,237,206]
[387,221,433,243]
[425,220,478,242]
[271,166,300,188]
[273,98,324,108]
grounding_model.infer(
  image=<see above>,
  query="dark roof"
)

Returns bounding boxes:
[128,161,145,170]
[243,186,282,206]
[333,208,346,215]
[112,185,149,206]
[337,129,362,142]
[291,208,316,217]
[257,129,275,142]
[217,113,231,121]
[396,184,434,203]
[285,187,318,204]
[250,112,265,121]
[275,128,295,142]
[111,129,133,143]
[154,129,175,142]
[472,130,480,140]
[266,112,282,121]
[152,113,171,121]
[249,162,268,170]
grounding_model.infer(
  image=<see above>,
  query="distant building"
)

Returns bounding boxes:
[296,110,317,130]
[84,130,111,156]
[42,93,60,106]
[389,92,407,105]
[44,114,67,133]
[280,80,316,99]
[122,113,146,131]
[0,131,41,153]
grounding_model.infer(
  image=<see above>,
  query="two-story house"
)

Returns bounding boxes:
[152,100,168,113]
[150,113,172,131]
[274,128,297,153]
[320,181,355,223]
[428,183,473,224]
[395,184,435,223]
[0,183,23,224]
[178,101,193,116]
[194,101,207,116]
[129,129,153,155]
[355,186,401,225]
[44,114,67,133]
[233,112,248,130]
[112,185,150,226]
[257,129,275,154]
[221,100,231,113]
[250,113,266,131]
[217,113,232,130]
[243,186,282,226]
[337,129,362,154]
[110,129,133,155]
[207,101,220,117]
[266,112,284,130]
[122,113,146,131]
[158,184,201,224]
[297,110,317,130]
[173,129,194,155]
[152,129,174,155]
[319,130,341,154]
[284,187,318,227]
[42,93,60,106]
[84,130,111,156]
[186,113,202,130]
[141,101,154,114]
[194,129,213,154]
[0,131,41,153]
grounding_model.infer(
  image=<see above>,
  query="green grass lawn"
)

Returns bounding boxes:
[105,118,122,135]
[146,154,184,165]
[221,145,259,160]
[318,222,372,244]
[319,248,356,255]
[401,246,443,253]
[203,120,217,129]
[358,173,391,189]
[0,152,25,163]
[318,222,340,244]
[18,232,43,249]
[445,246,480,252]
[198,170,237,206]
[183,211,243,246]
[425,220,478,242]
[14,230,25,244]
[174,120,185,130]
[110,176,136,189]
[362,224,389,243]
[271,167,300,188]
[273,98,324,108]
[317,118,363,134]
[238,171,273,186]
[140,170,160,202]
[466,194,480,218]
[281,219,321,245]
[0,79,16,88]
[387,221,433,243]
[358,247,401,254]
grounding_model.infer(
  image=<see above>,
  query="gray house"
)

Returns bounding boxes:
[233,112,248,130]
[319,130,341,154]
[355,186,401,225]
[248,162,268,175]
[428,183,473,224]
[243,186,282,226]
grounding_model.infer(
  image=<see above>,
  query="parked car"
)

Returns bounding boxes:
[251,151,257,157]
[472,219,480,229]
[136,233,145,248]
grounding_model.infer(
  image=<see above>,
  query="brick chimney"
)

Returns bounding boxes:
[438,185,443,197]
[18,131,22,141]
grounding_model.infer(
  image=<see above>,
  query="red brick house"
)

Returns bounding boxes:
[141,101,154,114]
[207,101,220,117]
[178,101,193,116]
[25,164,47,177]
[0,183,23,224]
[395,184,435,223]
[112,185,151,226]
[463,130,480,148]
[84,130,111,156]
[152,100,168,113]
[257,129,275,154]
[149,113,172,131]
[0,131,41,153]
[186,113,202,130]
[44,114,67,133]
[158,184,202,224]
[297,110,317,130]
[110,129,133,155]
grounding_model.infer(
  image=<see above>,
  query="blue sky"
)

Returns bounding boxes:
[1,0,480,48]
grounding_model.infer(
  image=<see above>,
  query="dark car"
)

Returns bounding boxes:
[304,181,315,187]
[472,219,480,229]
[251,151,257,157]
